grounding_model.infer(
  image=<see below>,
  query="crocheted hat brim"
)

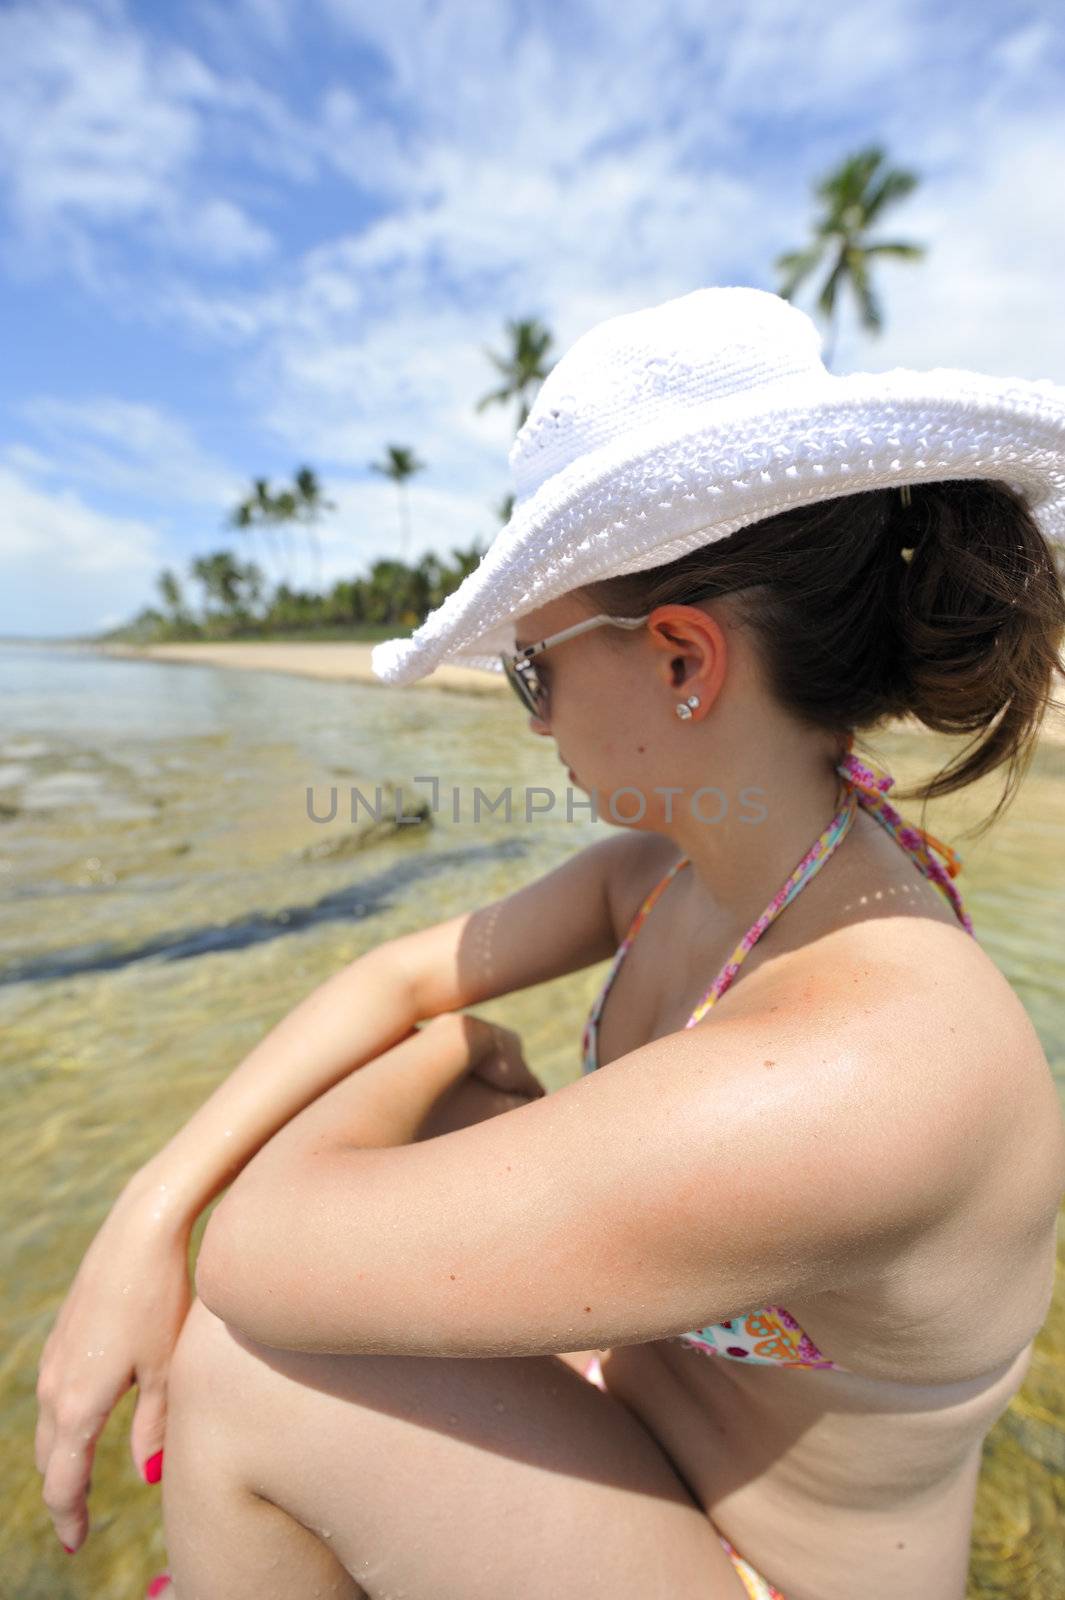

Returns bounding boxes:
[370,366,1065,686]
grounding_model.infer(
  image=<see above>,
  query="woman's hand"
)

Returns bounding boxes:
[34,1180,194,1555]
[463,1017,547,1102]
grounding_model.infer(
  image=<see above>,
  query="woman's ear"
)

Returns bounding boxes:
[645,606,726,712]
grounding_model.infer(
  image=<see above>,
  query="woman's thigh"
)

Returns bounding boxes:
[163,1075,749,1597]
[165,1295,750,1600]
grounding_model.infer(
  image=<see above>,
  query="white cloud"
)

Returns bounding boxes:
[826,109,1065,379]
[0,0,297,275]
[304,476,497,588]
[183,197,276,264]
[0,464,164,635]
[155,0,1065,483]
[11,398,246,510]
[3,0,1064,633]
[0,6,199,233]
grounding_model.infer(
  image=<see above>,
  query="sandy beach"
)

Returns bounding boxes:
[99,640,509,696]
[99,640,1065,746]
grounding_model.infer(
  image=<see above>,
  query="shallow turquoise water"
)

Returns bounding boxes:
[2,642,1063,1597]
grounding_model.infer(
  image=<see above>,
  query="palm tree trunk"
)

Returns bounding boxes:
[400,485,412,566]
[822,310,837,372]
[308,525,323,593]
[276,525,294,589]
[257,526,282,587]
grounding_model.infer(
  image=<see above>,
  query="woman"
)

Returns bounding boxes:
[37,287,1065,1600]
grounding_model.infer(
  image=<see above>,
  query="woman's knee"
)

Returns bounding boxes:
[167,1295,248,1420]
[414,1071,532,1140]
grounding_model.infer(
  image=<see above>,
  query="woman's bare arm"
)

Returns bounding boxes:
[118,833,628,1233]
[37,837,624,1556]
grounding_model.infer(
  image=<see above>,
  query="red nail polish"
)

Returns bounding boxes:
[62,1544,75,1554]
[143,1449,164,1484]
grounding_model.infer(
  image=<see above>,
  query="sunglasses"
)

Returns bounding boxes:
[499,610,652,718]
[499,582,760,718]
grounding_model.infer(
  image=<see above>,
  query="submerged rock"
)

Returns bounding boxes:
[300,781,432,860]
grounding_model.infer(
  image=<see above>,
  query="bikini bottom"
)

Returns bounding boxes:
[716,1534,788,1599]
[580,1356,787,1600]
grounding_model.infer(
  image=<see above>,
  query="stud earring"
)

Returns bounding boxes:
[674,694,700,720]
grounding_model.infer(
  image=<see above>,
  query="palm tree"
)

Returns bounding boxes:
[774,144,926,369]
[476,317,555,433]
[368,445,427,566]
[229,477,292,587]
[190,551,263,631]
[449,539,488,584]
[412,541,490,611]
[323,578,367,626]
[157,568,185,617]
[191,551,243,619]
[495,492,515,526]
[156,568,196,636]
[230,468,337,594]
[359,558,420,625]
[291,465,336,593]
[413,551,448,611]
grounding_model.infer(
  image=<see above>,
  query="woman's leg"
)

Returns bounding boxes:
[159,1077,752,1600]
[160,1297,750,1600]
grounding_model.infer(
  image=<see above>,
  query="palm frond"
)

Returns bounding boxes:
[774,246,823,300]
[863,169,919,223]
[862,240,925,260]
[845,249,884,333]
[816,249,849,319]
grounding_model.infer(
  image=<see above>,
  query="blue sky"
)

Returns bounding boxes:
[1,0,1063,637]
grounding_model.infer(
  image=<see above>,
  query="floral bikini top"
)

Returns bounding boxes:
[580,738,977,1373]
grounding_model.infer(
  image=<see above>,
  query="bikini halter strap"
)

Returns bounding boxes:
[683,737,976,1027]
[834,733,975,936]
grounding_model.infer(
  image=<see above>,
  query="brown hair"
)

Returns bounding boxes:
[573,480,1065,840]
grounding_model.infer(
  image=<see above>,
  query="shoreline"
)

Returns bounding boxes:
[97,639,508,697]
[95,640,1065,745]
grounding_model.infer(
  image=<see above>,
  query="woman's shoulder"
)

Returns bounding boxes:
[604,830,689,944]
[737,909,1050,1106]
[730,921,1064,1379]
[737,912,1063,1241]
[699,886,1046,1126]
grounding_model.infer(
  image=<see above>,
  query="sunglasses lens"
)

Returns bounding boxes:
[501,655,543,716]
[501,655,532,711]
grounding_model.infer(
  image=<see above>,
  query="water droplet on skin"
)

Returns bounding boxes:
[446,1412,459,1426]
[493,1400,506,1412]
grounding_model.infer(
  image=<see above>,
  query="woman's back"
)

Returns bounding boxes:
[585,777,1063,1600]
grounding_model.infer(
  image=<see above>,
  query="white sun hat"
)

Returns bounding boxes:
[370,284,1065,687]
